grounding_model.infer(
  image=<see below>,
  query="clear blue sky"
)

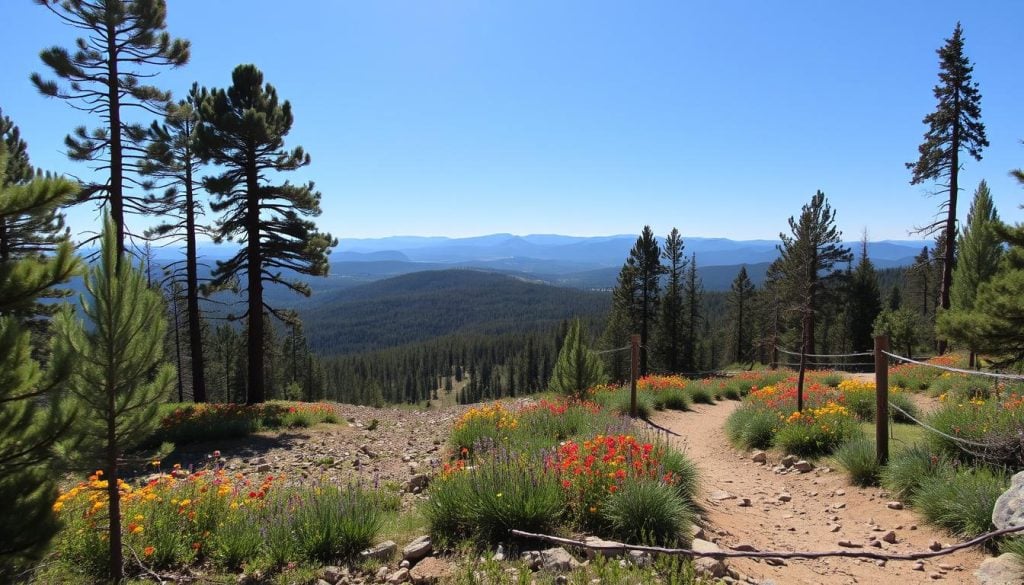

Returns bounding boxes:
[3,1,1024,243]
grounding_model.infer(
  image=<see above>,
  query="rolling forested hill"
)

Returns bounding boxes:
[298,269,611,355]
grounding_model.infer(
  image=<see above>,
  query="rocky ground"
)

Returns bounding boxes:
[164,396,1021,584]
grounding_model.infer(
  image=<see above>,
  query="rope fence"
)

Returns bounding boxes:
[775,346,874,359]
[882,351,1024,382]
[510,525,1024,562]
[593,345,631,356]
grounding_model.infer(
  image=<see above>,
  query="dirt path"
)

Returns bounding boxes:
[650,401,986,585]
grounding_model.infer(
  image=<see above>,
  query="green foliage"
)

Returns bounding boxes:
[881,444,952,500]
[774,413,861,458]
[726,265,757,363]
[33,0,190,256]
[425,453,565,545]
[601,479,694,546]
[658,444,700,500]
[652,387,691,411]
[197,64,336,403]
[0,141,80,576]
[1000,537,1024,566]
[847,238,883,352]
[724,405,778,450]
[52,216,176,579]
[874,308,924,358]
[655,228,687,372]
[686,382,715,405]
[290,484,384,563]
[549,319,606,399]
[923,397,1024,468]
[912,467,1008,538]
[832,439,880,486]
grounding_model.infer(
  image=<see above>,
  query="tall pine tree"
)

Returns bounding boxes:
[726,265,756,364]
[906,22,988,350]
[196,65,336,404]
[548,318,605,399]
[847,236,882,353]
[627,226,662,375]
[682,253,704,371]
[654,228,686,372]
[33,0,190,256]
[0,142,79,577]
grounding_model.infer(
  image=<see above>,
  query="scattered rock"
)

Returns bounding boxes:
[691,539,727,579]
[780,455,798,468]
[929,572,943,580]
[405,474,430,493]
[738,497,751,507]
[913,561,925,571]
[881,531,897,544]
[777,492,792,503]
[409,556,453,584]
[764,558,786,567]
[256,463,272,473]
[361,540,397,562]
[539,547,580,572]
[793,460,814,472]
[582,536,624,559]
[322,566,344,583]
[928,541,943,552]
[403,535,432,563]
[751,450,767,463]
[710,490,736,501]
[628,550,651,568]
[730,543,758,552]
[976,553,1024,585]
[837,540,862,548]
[387,567,411,584]
[886,501,904,510]
[690,524,707,541]
[993,470,1024,530]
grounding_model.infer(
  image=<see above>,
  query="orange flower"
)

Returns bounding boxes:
[143,546,155,557]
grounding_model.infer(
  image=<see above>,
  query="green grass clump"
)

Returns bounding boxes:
[725,406,778,450]
[686,383,715,405]
[659,445,700,500]
[425,453,565,545]
[601,480,694,546]
[652,387,691,411]
[832,439,880,486]
[774,414,861,458]
[1000,537,1024,566]
[880,444,951,501]
[912,466,1009,538]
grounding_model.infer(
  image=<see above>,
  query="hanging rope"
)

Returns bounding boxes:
[882,351,1024,382]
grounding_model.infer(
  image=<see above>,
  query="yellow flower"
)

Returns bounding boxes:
[496,492,503,498]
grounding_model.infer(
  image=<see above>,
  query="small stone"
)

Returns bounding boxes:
[387,568,410,584]
[582,536,624,559]
[938,563,955,571]
[403,535,432,563]
[929,541,943,551]
[731,543,758,552]
[881,531,897,544]
[781,455,798,467]
[913,561,925,571]
[751,450,767,463]
[764,558,786,566]
[738,497,752,507]
[832,502,846,510]
[400,560,411,569]
[929,572,943,580]
[539,547,580,572]
[793,460,814,472]
[876,560,887,567]
[257,463,272,473]
[777,493,792,503]
[361,540,397,561]
[834,489,845,496]
[837,540,862,548]
[887,501,904,510]
[829,525,840,532]
[323,566,343,583]
[869,540,883,548]
[710,490,736,501]
[409,556,453,584]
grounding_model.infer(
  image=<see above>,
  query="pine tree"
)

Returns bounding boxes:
[726,265,756,364]
[950,180,1003,312]
[549,318,605,399]
[682,253,704,371]
[0,143,79,577]
[847,237,882,352]
[906,23,988,345]
[601,262,637,381]
[654,228,686,372]
[51,216,175,581]
[778,190,852,357]
[196,65,336,404]
[937,169,1024,363]
[0,109,73,334]
[140,85,210,401]
[33,0,190,256]
[626,226,663,375]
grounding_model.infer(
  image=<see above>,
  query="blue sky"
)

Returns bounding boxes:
[3,1,1024,243]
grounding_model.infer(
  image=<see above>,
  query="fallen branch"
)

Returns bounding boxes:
[511,524,1024,562]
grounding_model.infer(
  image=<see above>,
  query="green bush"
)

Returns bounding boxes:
[687,383,715,405]
[652,387,690,411]
[774,415,861,457]
[912,467,1009,538]
[291,484,383,562]
[880,444,951,501]
[832,439,880,486]
[725,406,778,450]
[925,399,1024,468]
[1000,537,1024,566]
[603,389,653,420]
[819,371,844,387]
[210,510,263,571]
[425,454,565,545]
[658,445,699,501]
[601,480,694,546]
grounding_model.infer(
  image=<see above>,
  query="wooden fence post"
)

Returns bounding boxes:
[874,335,890,466]
[630,334,640,418]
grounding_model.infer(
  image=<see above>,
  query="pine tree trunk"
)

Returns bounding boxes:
[245,152,264,404]
[938,116,960,355]
[105,20,125,259]
[184,162,207,402]
[106,415,123,581]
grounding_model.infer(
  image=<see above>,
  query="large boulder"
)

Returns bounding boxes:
[975,553,1024,585]
[992,470,1024,530]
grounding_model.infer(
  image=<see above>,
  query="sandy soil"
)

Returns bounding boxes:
[650,401,986,585]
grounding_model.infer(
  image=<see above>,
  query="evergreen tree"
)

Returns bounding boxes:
[874,308,923,359]
[33,0,190,256]
[906,23,988,343]
[196,65,336,404]
[847,237,882,352]
[140,86,210,401]
[549,318,605,399]
[937,168,1024,363]
[51,217,175,581]
[0,109,73,333]
[626,226,663,375]
[726,265,756,363]
[777,190,852,357]
[601,262,637,381]
[654,228,686,371]
[682,253,704,371]
[950,180,1003,312]
[0,143,79,577]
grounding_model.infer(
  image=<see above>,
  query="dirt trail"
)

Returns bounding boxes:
[650,401,986,585]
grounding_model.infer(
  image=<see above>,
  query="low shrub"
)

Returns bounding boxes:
[659,444,700,500]
[880,444,952,501]
[1000,537,1024,566]
[912,466,1009,538]
[832,439,879,486]
[687,382,715,405]
[724,406,777,450]
[151,402,341,445]
[450,403,519,456]
[925,394,1024,468]
[652,387,690,411]
[773,402,862,457]
[601,479,694,546]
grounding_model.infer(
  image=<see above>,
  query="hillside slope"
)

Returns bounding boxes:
[299,269,610,355]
